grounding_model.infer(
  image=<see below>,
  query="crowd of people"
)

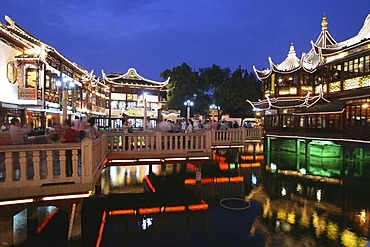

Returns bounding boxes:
[0,116,99,146]
[153,117,255,133]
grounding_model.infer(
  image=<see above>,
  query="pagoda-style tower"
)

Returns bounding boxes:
[249,13,370,141]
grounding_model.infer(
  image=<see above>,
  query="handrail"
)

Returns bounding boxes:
[0,134,109,200]
[0,128,262,200]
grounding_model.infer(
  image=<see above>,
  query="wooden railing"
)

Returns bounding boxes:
[0,128,263,201]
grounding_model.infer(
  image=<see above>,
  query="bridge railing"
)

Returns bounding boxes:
[107,131,212,156]
[211,127,263,145]
[0,128,263,200]
[0,134,109,200]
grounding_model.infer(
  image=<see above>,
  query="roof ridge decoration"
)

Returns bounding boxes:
[102,68,170,87]
[275,43,302,72]
[247,84,330,110]
[5,15,44,47]
[83,70,108,88]
[3,15,89,76]
[254,14,341,77]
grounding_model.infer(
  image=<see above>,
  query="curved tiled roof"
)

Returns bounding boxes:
[275,43,301,72]
[318,13,370,51]
[247,85,329,110]
[102,68,170,88]
[254,14,370,81]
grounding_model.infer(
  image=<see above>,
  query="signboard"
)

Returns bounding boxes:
[18,88,37,100]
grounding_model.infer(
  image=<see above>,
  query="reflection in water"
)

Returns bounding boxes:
[98,143,369,247]
[253,149,370,247]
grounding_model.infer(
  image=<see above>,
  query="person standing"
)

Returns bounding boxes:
[9,118,32,179]
[186,119,194,133]
[9,118,31,145]
[85,118,98,139]
[61,120,79,176]
[72,116,85,140]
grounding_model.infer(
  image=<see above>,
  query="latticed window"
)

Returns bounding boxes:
[26,68,38,88]
[329,81,341,93]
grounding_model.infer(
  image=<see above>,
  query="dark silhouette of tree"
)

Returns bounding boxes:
[160,63,200,117]
[161,63,261,119]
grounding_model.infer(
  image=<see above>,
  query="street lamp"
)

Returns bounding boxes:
[209,104,216,121]
[209,104,220,122]
[56,76,75,123]
[143,92,148,131]
[184,100,194,120]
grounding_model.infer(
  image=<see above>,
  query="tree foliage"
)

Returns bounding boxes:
[160,63,262,119]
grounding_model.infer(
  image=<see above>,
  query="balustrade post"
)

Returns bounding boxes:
[242,128,247,141]
[81,138,93,180]
[156,131,161,154]
[206,130,212,150]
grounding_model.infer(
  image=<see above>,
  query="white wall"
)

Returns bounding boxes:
[0,41,20,105]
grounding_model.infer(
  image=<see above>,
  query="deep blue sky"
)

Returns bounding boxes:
[1,0,369,81]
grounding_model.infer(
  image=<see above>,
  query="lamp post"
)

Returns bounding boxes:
[184,100,194,120]
[209,104,216,121]
[56,76,75,123]
[209,104,220,122]
[143,92,148,131]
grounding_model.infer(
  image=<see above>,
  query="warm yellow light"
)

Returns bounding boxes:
[165,158,186,161]
[42,191,91,201]
[138,159,162,162]
[109,159,136,163]
[359,209,366,224]
[0,198,34,206]
[189,156,210,160]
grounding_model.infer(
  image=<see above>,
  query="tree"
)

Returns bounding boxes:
[160,63,200,117]
[161,63,261,119]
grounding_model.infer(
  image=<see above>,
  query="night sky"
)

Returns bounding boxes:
[1,0,369,81]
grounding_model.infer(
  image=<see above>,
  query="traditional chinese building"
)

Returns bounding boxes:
[249,13,370,158]
[0,15,107,130]
[102,68,169,129]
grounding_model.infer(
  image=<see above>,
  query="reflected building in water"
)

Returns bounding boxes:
[96,141,369,247]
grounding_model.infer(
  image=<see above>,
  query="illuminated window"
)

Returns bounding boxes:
[365,55,370,73]
[329,81,341,93]
[343,78,360,90]
[343,61,349,78]
[359,57,364,73]
[354,59,359,74]
[349,60,354,76]
[26,68,38,88]
[45,71,51,89]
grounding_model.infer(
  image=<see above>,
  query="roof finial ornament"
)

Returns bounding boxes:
[288,43,296,57]
[321,13,328,31]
